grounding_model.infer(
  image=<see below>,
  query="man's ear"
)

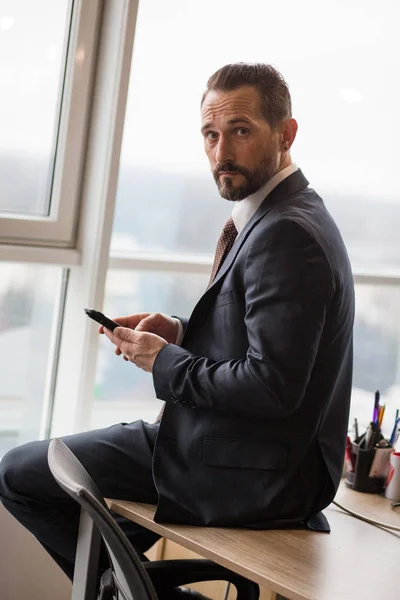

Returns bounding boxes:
[281,118,298,151]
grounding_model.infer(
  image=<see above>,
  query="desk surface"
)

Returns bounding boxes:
[107,482,400,600]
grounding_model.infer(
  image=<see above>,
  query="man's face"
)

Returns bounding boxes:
[201,86,281,201]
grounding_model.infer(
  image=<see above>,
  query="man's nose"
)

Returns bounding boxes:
[215,136,234,165]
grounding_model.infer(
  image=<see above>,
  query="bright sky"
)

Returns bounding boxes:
[0,0,399,199]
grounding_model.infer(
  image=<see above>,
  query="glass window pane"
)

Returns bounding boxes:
[112,0,400,269]
[351,284,400,438]
[0,263,62,456]
[90,270,209,429]
[0,1,71,216]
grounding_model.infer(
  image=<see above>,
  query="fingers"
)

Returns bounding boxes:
[106,327,138,363]
[113,343,129,362]
[112,313,151,329]
[114,326,137,343]
[105,325,161,369]
[115,347,130,361]
[109,316,135,327]
[99,313,153,336]
[135,312,163,332]
[114,346,129,361]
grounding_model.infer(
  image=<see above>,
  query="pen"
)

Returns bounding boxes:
[364,422,375,450]
[354,418,359,440]
[373,390,380,424]
[389,410,400,447]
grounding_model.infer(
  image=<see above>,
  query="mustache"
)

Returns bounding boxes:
[214,163,250,178]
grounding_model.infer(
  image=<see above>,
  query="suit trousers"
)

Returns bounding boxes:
[0,420,161,582]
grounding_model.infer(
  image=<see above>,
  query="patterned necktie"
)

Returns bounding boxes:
[207,217,238,289]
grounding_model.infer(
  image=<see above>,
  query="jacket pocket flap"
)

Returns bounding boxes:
[203,437,288,470]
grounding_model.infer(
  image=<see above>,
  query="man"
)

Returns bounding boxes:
[0,63,354,589]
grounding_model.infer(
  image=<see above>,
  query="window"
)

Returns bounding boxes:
[0,1,70,216]
[0,0,398,447]
[351,283,400,437]
[0,0,101,247]
[0,263,65,456]
[110,0,400,268]
[0,0,122,444]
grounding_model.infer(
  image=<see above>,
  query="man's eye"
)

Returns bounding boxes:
[206,131,218,140]
[236,128,249,136]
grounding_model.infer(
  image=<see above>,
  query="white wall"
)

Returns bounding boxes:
[0,504,71,600]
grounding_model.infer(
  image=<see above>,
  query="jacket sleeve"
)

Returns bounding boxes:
[153,218,335,418]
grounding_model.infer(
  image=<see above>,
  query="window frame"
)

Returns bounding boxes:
[0,0,103,249]
[50,0,141,436]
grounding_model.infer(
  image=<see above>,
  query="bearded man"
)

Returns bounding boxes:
[0,63,355,594]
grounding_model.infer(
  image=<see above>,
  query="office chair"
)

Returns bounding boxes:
[47,438,260,600]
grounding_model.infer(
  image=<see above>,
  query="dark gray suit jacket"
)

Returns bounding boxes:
[152,169,355,530]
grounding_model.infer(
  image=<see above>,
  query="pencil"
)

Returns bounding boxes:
[378,404,385,429]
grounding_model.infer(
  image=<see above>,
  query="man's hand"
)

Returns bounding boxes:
[99,312,179,360]
[133,312,179,342]
[103,326,168,372]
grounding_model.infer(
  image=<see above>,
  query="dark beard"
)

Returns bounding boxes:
[213,153,279,201]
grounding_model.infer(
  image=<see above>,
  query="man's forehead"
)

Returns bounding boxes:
[201,87,263,123]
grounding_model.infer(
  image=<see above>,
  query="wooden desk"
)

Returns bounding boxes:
[107,482,400,600]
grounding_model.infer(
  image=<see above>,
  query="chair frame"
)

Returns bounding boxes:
[48,438,260,600]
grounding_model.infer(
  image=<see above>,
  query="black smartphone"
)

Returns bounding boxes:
[84,308,120,332]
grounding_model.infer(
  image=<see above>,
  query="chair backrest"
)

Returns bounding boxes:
[47,438,158,600]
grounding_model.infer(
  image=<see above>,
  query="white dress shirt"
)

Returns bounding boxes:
[231,163,298,234]
[174,163,298,344]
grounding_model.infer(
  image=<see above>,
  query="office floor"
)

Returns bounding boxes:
[0,504,71,600]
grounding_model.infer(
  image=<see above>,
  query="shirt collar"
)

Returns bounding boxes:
[232,163,298,234]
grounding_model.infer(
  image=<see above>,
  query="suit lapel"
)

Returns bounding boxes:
[209,169,310,290]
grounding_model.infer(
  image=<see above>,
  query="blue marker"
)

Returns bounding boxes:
[389,409,399,447]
